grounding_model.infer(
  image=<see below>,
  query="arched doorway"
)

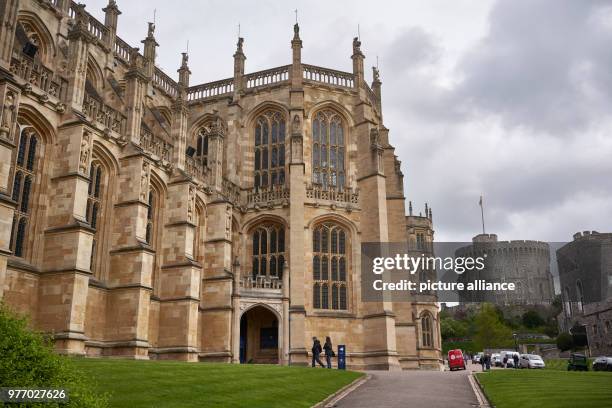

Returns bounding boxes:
[239,305,279,364]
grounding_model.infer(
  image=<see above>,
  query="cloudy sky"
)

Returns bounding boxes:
[85,0,612,241]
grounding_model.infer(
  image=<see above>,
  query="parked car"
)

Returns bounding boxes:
[473,352,483,364]
[592,356,612,371]
[448,349,466,371]
[519,354,545,369]
[491,353,501,367]
[567,353,589,371]
[500,351,519,367]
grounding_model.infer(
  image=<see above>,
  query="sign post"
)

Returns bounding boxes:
[338,345,346,370]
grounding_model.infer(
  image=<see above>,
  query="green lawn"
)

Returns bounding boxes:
[476,370,612,408]
[71,358,362,408]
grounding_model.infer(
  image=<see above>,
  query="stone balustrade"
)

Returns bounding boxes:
[114,37,132,64]
[138,126,173,162]
[10,54,68,100]
[153,68,179,98]
[186,78,234,102]
[245,65,290,89]
[88,16,109,44]
[222,178,241,203]
[246,185,289,206]
[82,93,126,134]
[240,275,283,290]
[303,64,355,88]
[184,155,211,183]
[306,184,359,205]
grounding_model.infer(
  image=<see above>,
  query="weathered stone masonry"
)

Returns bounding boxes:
[0,0,442,370]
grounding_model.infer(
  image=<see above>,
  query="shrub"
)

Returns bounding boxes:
[556,332,574,352]
[521,310,545,329]
[0,303,108,408]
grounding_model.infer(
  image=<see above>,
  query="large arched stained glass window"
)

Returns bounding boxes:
[254,111,286,189]
[312,110,345,190]
[312,223,348,310]
[252,224,286,280]
[9,128,39,258]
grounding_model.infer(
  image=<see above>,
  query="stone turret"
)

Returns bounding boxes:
[233,37,245,100]
[291,23,303,89]
[351,37,364,88]
[103,0,121,50]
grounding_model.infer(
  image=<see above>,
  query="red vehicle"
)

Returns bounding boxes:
[448,349,466,371]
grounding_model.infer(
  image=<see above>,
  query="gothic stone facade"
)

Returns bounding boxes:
[0,0,442,370]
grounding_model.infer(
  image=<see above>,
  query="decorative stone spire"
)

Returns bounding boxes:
[233,37,246,99]
[291,23,303,89]
[351,37,365,88]
[103,0,121,50]
[372,65,383,119]
[409,201,413,216]
[141,22,158,78]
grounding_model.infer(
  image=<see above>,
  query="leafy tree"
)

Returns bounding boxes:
[0,302,108,407]
[473,303,512,350]
[441,317,468,340]
[557,332,574,351]
[522,310,545,329]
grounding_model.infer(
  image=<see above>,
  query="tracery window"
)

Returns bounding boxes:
[312,110,345,190]
[145,188,157,246]
[251,224,285,279]
[196,130,209,167]
[86,162,103,273]
[312,223,348,310]
[421,313,433,348]
[254,111,286,189]
[9,128,38,258]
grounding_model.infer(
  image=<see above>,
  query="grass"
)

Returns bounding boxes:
[476,369,612,408]
[71,358,362,408]
[544,358,594,371]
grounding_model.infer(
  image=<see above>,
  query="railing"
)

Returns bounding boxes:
[153,67,179,97]
[245,65,290,89]
[88,17,109,44]
[139,127,173,162]
[240,275,283,290]
[82,93,126,134]
[10,54,68,100]
[186,78,234,102]
[247,185,289,205]
[303,64,354,88]
[222,178,241,203]
[364,82,379,110]
[184,155,210,182]
[114,37,132,64]
[306,185,359,205]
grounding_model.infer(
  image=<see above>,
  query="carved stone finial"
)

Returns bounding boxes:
[147,22,155,38]
[181,52,189,67]
[353,37,362,55]
[237,37,244,52]
[372,66,380,82]
[293,23,300,40]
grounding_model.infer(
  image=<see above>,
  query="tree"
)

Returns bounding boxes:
[473,303,513,350]
[0,302,108,407]
[557,332,574,352]
[522,310,545,329]
[441,317,468,340]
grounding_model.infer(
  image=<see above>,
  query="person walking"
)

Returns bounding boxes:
[311,337,325,368]
[485,353,491,371]
[480,354,485,371]
[513,353,519,369]
[503,355,508,368]
[323,336,334,369]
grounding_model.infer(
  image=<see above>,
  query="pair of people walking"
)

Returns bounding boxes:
[312,336,335,368]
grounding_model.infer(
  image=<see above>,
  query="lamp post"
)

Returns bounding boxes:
[513,333,518,352]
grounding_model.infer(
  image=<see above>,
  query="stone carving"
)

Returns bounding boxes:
[78,130,91,174]
[187,185,195,223]
[225,204,232,240]
[291,114,300,134]
[353,37,362,55]
[369,127,380,148]
[372,66,380,82]
[0,92,15,140]
[140,161,150,201]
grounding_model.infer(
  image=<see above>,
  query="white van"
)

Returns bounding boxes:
[500,351,520,368]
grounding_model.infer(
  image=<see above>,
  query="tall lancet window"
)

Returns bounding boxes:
[312,110,345,190]
[251,224,286,279]
[10,128,39,258]
[196,129,209,167]
[312,223,348,310]
[86,162,104,275]
[254,111,286,189]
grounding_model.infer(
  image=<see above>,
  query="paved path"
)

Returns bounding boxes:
[335,364,482,408]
